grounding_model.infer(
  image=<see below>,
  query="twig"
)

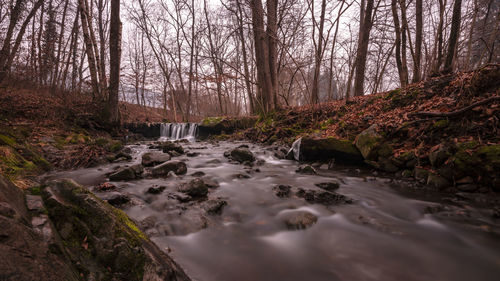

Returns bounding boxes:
[408,96,500,118]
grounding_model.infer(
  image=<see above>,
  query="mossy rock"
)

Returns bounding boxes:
[43,179,190,281]
[198,116,257,140]
[427,173,451,190]
[429,145,452,167]
[354,125,392,161]
[299,136,363,164]
[201,116,225,126]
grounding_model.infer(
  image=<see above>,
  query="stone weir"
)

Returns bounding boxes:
[125,116,257,140]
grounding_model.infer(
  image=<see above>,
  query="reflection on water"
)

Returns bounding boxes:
[45,141,500,281]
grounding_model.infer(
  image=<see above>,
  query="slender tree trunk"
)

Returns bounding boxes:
[443,0,462,73]
[236,0,255,114]
[311,0,327,104]
[433,0,446,73]
[391,0,406,87]
[2,0,44,83]
[78,0,100,97]
[353,0,375,97]
[412,0,422,82]
[108,0,121,125]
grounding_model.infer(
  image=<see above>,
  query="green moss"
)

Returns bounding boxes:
[432,119,449,129]
[111,208,147,244]
[201,116,224,126]
[94,137,110,147]
[29,186,43,195]
[108,140,123,153]
[384,88,401,100]
[457,141,479,150]
[0,134,16,146]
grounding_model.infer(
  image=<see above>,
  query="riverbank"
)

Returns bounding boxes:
[201,64,500,193]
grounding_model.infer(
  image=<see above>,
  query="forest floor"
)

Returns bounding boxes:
[0,82,166,187]
[231,64,500,192]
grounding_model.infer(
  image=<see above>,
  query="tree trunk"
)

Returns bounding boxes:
[78,0,100,97]
[236,0,255,114]
[353,0,375,97]
[412,0,422,82]
[108,0,121,125]
[311,0,327,104]
[391,0,406,87]
[250,0,276,113]
[443,0,462,73]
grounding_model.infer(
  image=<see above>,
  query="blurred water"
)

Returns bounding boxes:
[46,141,500,281]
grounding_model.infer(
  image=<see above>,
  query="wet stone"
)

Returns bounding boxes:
[191,171,206,177]
[187,152,200,157]
[232,173,251,179]
[296,165,317,175]
[26,195,44,212]
[146,185,166,194]
[225,148,256,163]
[104,192,131,206]
[296,189,353,205]
[315,181,340,192]
[204,199,228,215]
[179,178,209,198]
[141,152,171,167]
[281,211,318,230]
[273,185,292,198]
[152,161,188,177]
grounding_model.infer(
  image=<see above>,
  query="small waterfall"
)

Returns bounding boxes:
[160,123,198,141]
[288,137,302,161]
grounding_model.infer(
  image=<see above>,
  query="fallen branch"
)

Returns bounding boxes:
[409,95,500,118]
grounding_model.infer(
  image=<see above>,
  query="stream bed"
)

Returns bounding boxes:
[45,140,500,281]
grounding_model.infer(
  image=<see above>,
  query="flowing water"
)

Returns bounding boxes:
[45,140,500,281]
[160,123,198,141]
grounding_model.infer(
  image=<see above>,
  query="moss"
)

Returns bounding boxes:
[201,116,224,126]
[110,208,147,245]
[94,137,110,147]
[108,140,123,153]
[457,141,479,150]
[432,119,449,129]
[384,88,401,100]
[0,134,16,146]
[29,186,43,195]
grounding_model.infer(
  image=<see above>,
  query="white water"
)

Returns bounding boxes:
[160,123,198,141]
[288,137,302,161]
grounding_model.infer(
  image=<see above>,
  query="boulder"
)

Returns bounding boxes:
[179,178,209,197]
[354,125,393,161]
[152,161,187,177]
[146,185,166,194]
[296,189,353,205]
[273,185,292,198]
[141,152,171,167]
[225,148,256,163]
[429,145,451,167]
[103,192,131,206]
[299,137,364,164]
[191,171,206,177]
[197,116,257,140]
[314,181,340,192]
[0,175,78,280]
[204,199,227,215]
[42,179,190,280]
[296,165,317,175]
[109,164,143,181]
[151,141,184,154]
[280,211,318,230]
[427,173,451,190]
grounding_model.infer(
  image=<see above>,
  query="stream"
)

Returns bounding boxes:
[45,139,500,281]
